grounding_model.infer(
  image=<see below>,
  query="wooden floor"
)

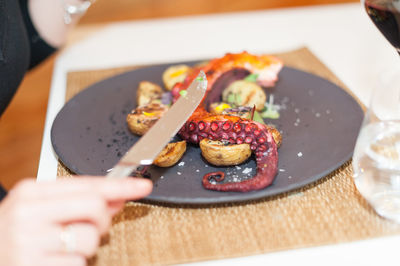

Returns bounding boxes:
[0,0,357,190]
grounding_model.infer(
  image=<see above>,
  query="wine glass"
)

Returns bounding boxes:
[362,0,400,55]
[352,0,400,222]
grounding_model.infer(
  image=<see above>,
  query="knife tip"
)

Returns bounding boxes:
[197,71,208,91]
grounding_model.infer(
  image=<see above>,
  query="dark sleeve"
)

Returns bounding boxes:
[18,0,57,69]
[0,185,6,202]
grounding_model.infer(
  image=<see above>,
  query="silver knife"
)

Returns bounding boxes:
[107,71,207,178]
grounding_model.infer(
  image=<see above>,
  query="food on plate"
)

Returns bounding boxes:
[136,81,164,106]
[209,105,281,147]
[127,101,187,167]
[209,102,232,115]
[171,51,283,106]
[127,51,283,192]
[179,108,278,192]
[260,94,280,119]
[126,102,169,135]
[154,141,187,167]
[221,106,252,119]
[266,124,282,148]
[222,80,266,111]
[199,139,251,166]
[162,64,190,91]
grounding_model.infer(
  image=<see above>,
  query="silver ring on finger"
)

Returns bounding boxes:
[60,225,77,253]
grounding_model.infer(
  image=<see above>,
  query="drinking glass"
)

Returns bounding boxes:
[352,65,400,222]
[353,0,400,222]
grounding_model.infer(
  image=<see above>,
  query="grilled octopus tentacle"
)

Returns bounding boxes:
[179,110,278,192]
[171,52,283,107]
[174,52,283,192]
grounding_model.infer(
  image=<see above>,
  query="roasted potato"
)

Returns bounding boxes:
[222,80,266,111]
[153,141,187,167]
[126,102,169,136]
[162,64,190,90]
[266,125,282,148]
[136,81,163,106]
[199,139,251,166]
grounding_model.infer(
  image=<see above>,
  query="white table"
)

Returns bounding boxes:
[37,3,400,265]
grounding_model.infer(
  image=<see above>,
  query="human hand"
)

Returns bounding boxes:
[0,177,152,266]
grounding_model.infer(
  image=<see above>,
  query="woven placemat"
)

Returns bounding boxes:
[58,47,400,265]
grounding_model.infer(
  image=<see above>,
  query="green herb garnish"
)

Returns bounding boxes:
[179,90,187,97]
[244,73,259,83]
[261,108,280,119]
[261,94,280,119]
[196,76,204,81]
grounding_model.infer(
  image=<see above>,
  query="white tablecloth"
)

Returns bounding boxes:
[37,3,400,265]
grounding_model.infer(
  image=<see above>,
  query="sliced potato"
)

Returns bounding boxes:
[222,80,266,111]
[154,141,187,167]
[126,102,169,136]
[136,81,163,106]
[162,64,190,90]
[199,139,251,166]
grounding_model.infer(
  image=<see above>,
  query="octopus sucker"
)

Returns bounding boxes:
[174,51,282,192]
[203,171,225,184]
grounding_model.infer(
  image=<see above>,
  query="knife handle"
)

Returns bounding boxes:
[106,164,140,178]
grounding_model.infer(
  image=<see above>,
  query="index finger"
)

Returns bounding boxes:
[15,177,153,202]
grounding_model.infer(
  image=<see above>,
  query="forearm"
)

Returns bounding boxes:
[28,0,88,48]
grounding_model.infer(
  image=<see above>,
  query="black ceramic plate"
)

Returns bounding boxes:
[51,62,363,205]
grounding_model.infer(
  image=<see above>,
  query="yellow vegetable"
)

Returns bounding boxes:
[143,111,155,116]
[170,69,187,78]
[215,103,231,113]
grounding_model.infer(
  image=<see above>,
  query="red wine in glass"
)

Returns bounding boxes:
[364,0,400,54]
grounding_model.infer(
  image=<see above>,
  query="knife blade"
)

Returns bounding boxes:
[107,71,207,178]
